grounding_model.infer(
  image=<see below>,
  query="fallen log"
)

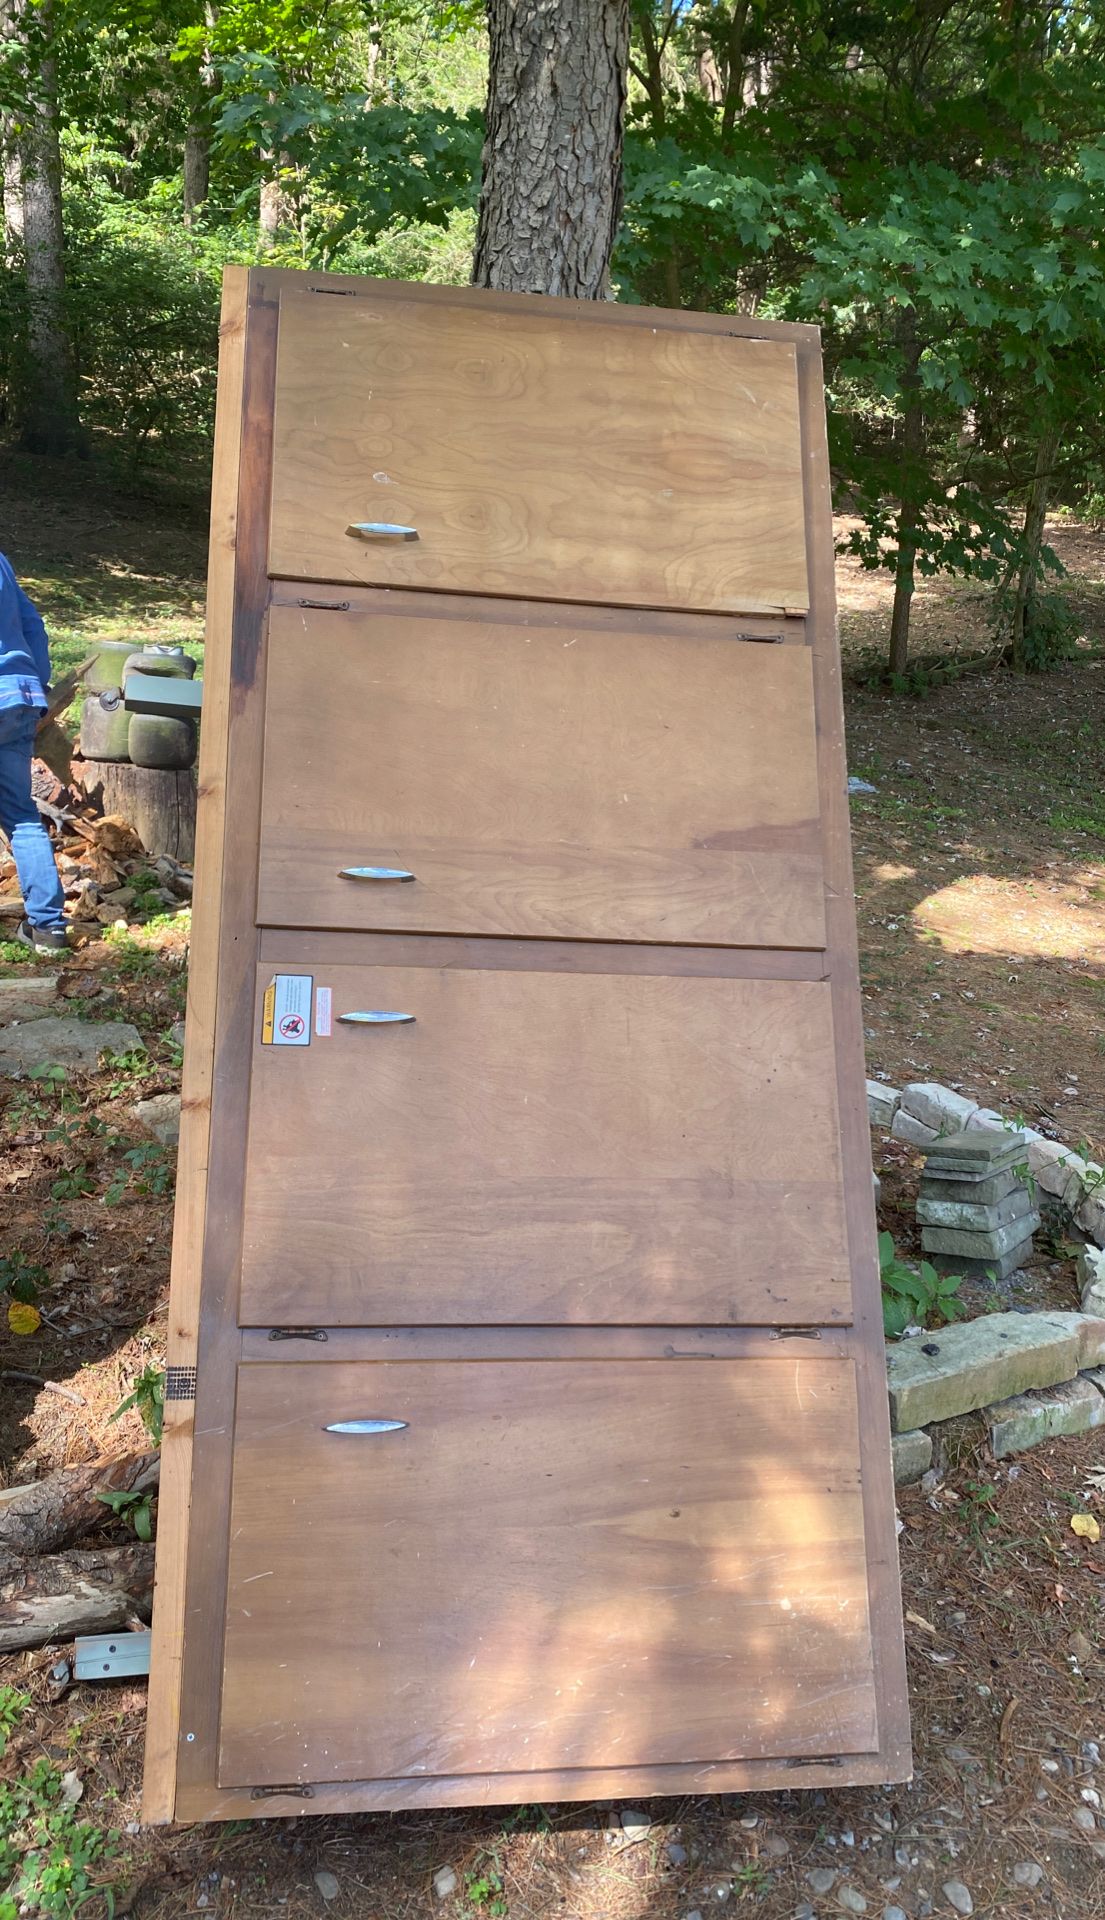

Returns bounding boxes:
[0,1542,154,1652]
[0,1451,159,1558]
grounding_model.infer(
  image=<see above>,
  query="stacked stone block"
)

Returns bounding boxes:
[917,1128,1038,1279]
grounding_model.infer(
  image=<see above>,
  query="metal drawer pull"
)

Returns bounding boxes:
[346,522,419,541]
[325,1418,407,1435]
[338,1010,416,1025]
[338,865,416,883]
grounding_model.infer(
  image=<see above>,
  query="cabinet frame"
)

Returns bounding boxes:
[142,267,910,1822]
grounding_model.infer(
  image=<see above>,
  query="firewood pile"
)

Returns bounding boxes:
[0,1451,159,1651]
[0,765,193,936]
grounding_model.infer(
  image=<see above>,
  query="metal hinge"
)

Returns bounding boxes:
[308,285,356,296]
[268,1327,328,1343]
[783,1754,843,1770]
[770,1326,824,1341]
[251,1783,316,1800]
[165,1365,197,1401]
[296,597,350,612]
[74,1630,152,1680]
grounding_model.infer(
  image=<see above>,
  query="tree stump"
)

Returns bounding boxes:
[76,760,197,863]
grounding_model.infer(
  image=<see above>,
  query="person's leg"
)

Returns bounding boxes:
[0,708,67,931]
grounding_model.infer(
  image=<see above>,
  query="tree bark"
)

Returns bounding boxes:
[183,2,218,226]
[1,0,84,456]
[0,1451,159,1558]
[888,314,924,678]
[0,1542,154,1652]
[1010,420,1062,671]
[75,761,197,864]
[473,0,631,299]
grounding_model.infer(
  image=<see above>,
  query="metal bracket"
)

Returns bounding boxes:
[74,1630,152,1680]
[769,1326,824,1341]
[251,1783,317,1800]
[165,1365,197,1401]
[268,1327,328,1343]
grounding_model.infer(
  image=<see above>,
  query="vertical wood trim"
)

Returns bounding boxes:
[798,331,912,1778]
[142,265,250,1823]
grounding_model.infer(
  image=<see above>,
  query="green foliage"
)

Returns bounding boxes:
[880,1231,967,1339]
[95,1488,155,1541]
[0,1253,47,1306]
[0,1691,121,1920]
[103,1143,174,1206]
[110,1365,165,1446]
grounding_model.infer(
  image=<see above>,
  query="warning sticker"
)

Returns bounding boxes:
[261,974,313,1046]
[315,986,332,1037]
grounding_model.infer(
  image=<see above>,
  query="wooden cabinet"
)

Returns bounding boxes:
[258,596,825,946]
[144,270,909,1825]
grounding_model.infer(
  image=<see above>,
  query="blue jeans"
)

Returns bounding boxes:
[0,706,67,930]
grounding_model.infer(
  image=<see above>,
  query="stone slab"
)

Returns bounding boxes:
[986,1374,1105,1460]
[0,974,61,1024]
[1077,1191,1105,1250]
[129,1092,181,1148]
[0,1016,145,1076]
[891,1110,939,1148]
[921,1212,1040,1259]
[1078,1243,1105,1297]
[916,1188,1033,1232]
[923,1127,1026,1171]
[900,1082,979,1134]
[966,1107,1005,1132]
[886,1312,1097,1432]
[892,1428,933,1486]
[1025,1136,1088,1207]
[920,1167,1020,1198]
[930,1236,1036,1281]
[918,1166,1021,1203]
[866,1080,900,1127]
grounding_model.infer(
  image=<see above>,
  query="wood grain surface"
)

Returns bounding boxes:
[239,961,850,1326]
[218,1357,877,1787]
[257,601,824,946]
[268,290,809,612]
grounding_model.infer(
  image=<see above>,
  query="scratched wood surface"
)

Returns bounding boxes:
[267,290,809,613]
[239,962,851,1327]
[258,601,824,946]
[218,1357,877,1787]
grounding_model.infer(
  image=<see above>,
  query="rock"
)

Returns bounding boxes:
[965,1107,1004,1131]
[867,1081,901,1127]
[313,1870,339,1902]
[0,1016,145,1076]
[920,1211,1040,1259]
[892,1110,939,1148]
[685,1911,704,1920]
[807,1868,837,1895]
[916,1188,1033,1231]
[621,1809,651,1840]
[0,974,60,1023]
[928,1232,1037,1282]
[129,1092,181,1147]
[986,1373,1105,1458]
[762,1832,790,1857]
[1078,1192,1105,1249]
[1078,1243,1105,1294]
[1073,1806,1097,1832]
[169,1018,186,1047]
[433,1866,458,1901]
[900,1083,979,1134]
[667,1842,688,1867]
[886,1311,1097,1431]
[884,1910,908,1920]
[101,887,137,908]
[918,1167,1021,1206]
[1012,1863,1043,1889]
[1026,1138,1088,1207]
[892,1428,933,1486]
[838,1887,867,1915]
[924,1127,1025,1169]
[942,1882,972,1916]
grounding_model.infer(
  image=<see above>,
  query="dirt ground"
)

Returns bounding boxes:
[2,472,1105,1919]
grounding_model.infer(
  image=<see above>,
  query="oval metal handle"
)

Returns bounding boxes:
[346,522,419,541]
[325,1418,407,1435]
[338,1010,416,1025]
[338,866,416,883]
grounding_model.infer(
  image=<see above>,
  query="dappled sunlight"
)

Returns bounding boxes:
[913,867,1105,963]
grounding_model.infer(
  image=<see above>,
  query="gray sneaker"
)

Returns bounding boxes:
[15,919,71,955]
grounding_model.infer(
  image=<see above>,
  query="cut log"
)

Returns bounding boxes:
[0,1450,159,1557]
[74,761,197,864]
[0,1542,154,1651]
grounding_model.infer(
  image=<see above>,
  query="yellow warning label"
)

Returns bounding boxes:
[261,979,276,1046]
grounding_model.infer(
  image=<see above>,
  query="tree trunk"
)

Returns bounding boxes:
[0,1451,158,1558]
[888,316,924,679]
[1010,420,1062,671]
[630,3,680,305]
[75,761,197,864]
[0,1542,154,1652]
[473,0,631,299]
[183,2,218,226]
[1,0,84,456]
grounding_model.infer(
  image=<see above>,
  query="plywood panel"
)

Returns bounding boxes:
[239,961,850,1326]
[268,290,808,613]
[257,602,824,946]
[218,1358,877,1787]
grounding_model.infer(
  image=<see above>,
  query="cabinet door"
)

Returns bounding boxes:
[218,1358,878,1788]
[257,601,825,948]
[268,289,809,614]
[239,956,851,1327]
